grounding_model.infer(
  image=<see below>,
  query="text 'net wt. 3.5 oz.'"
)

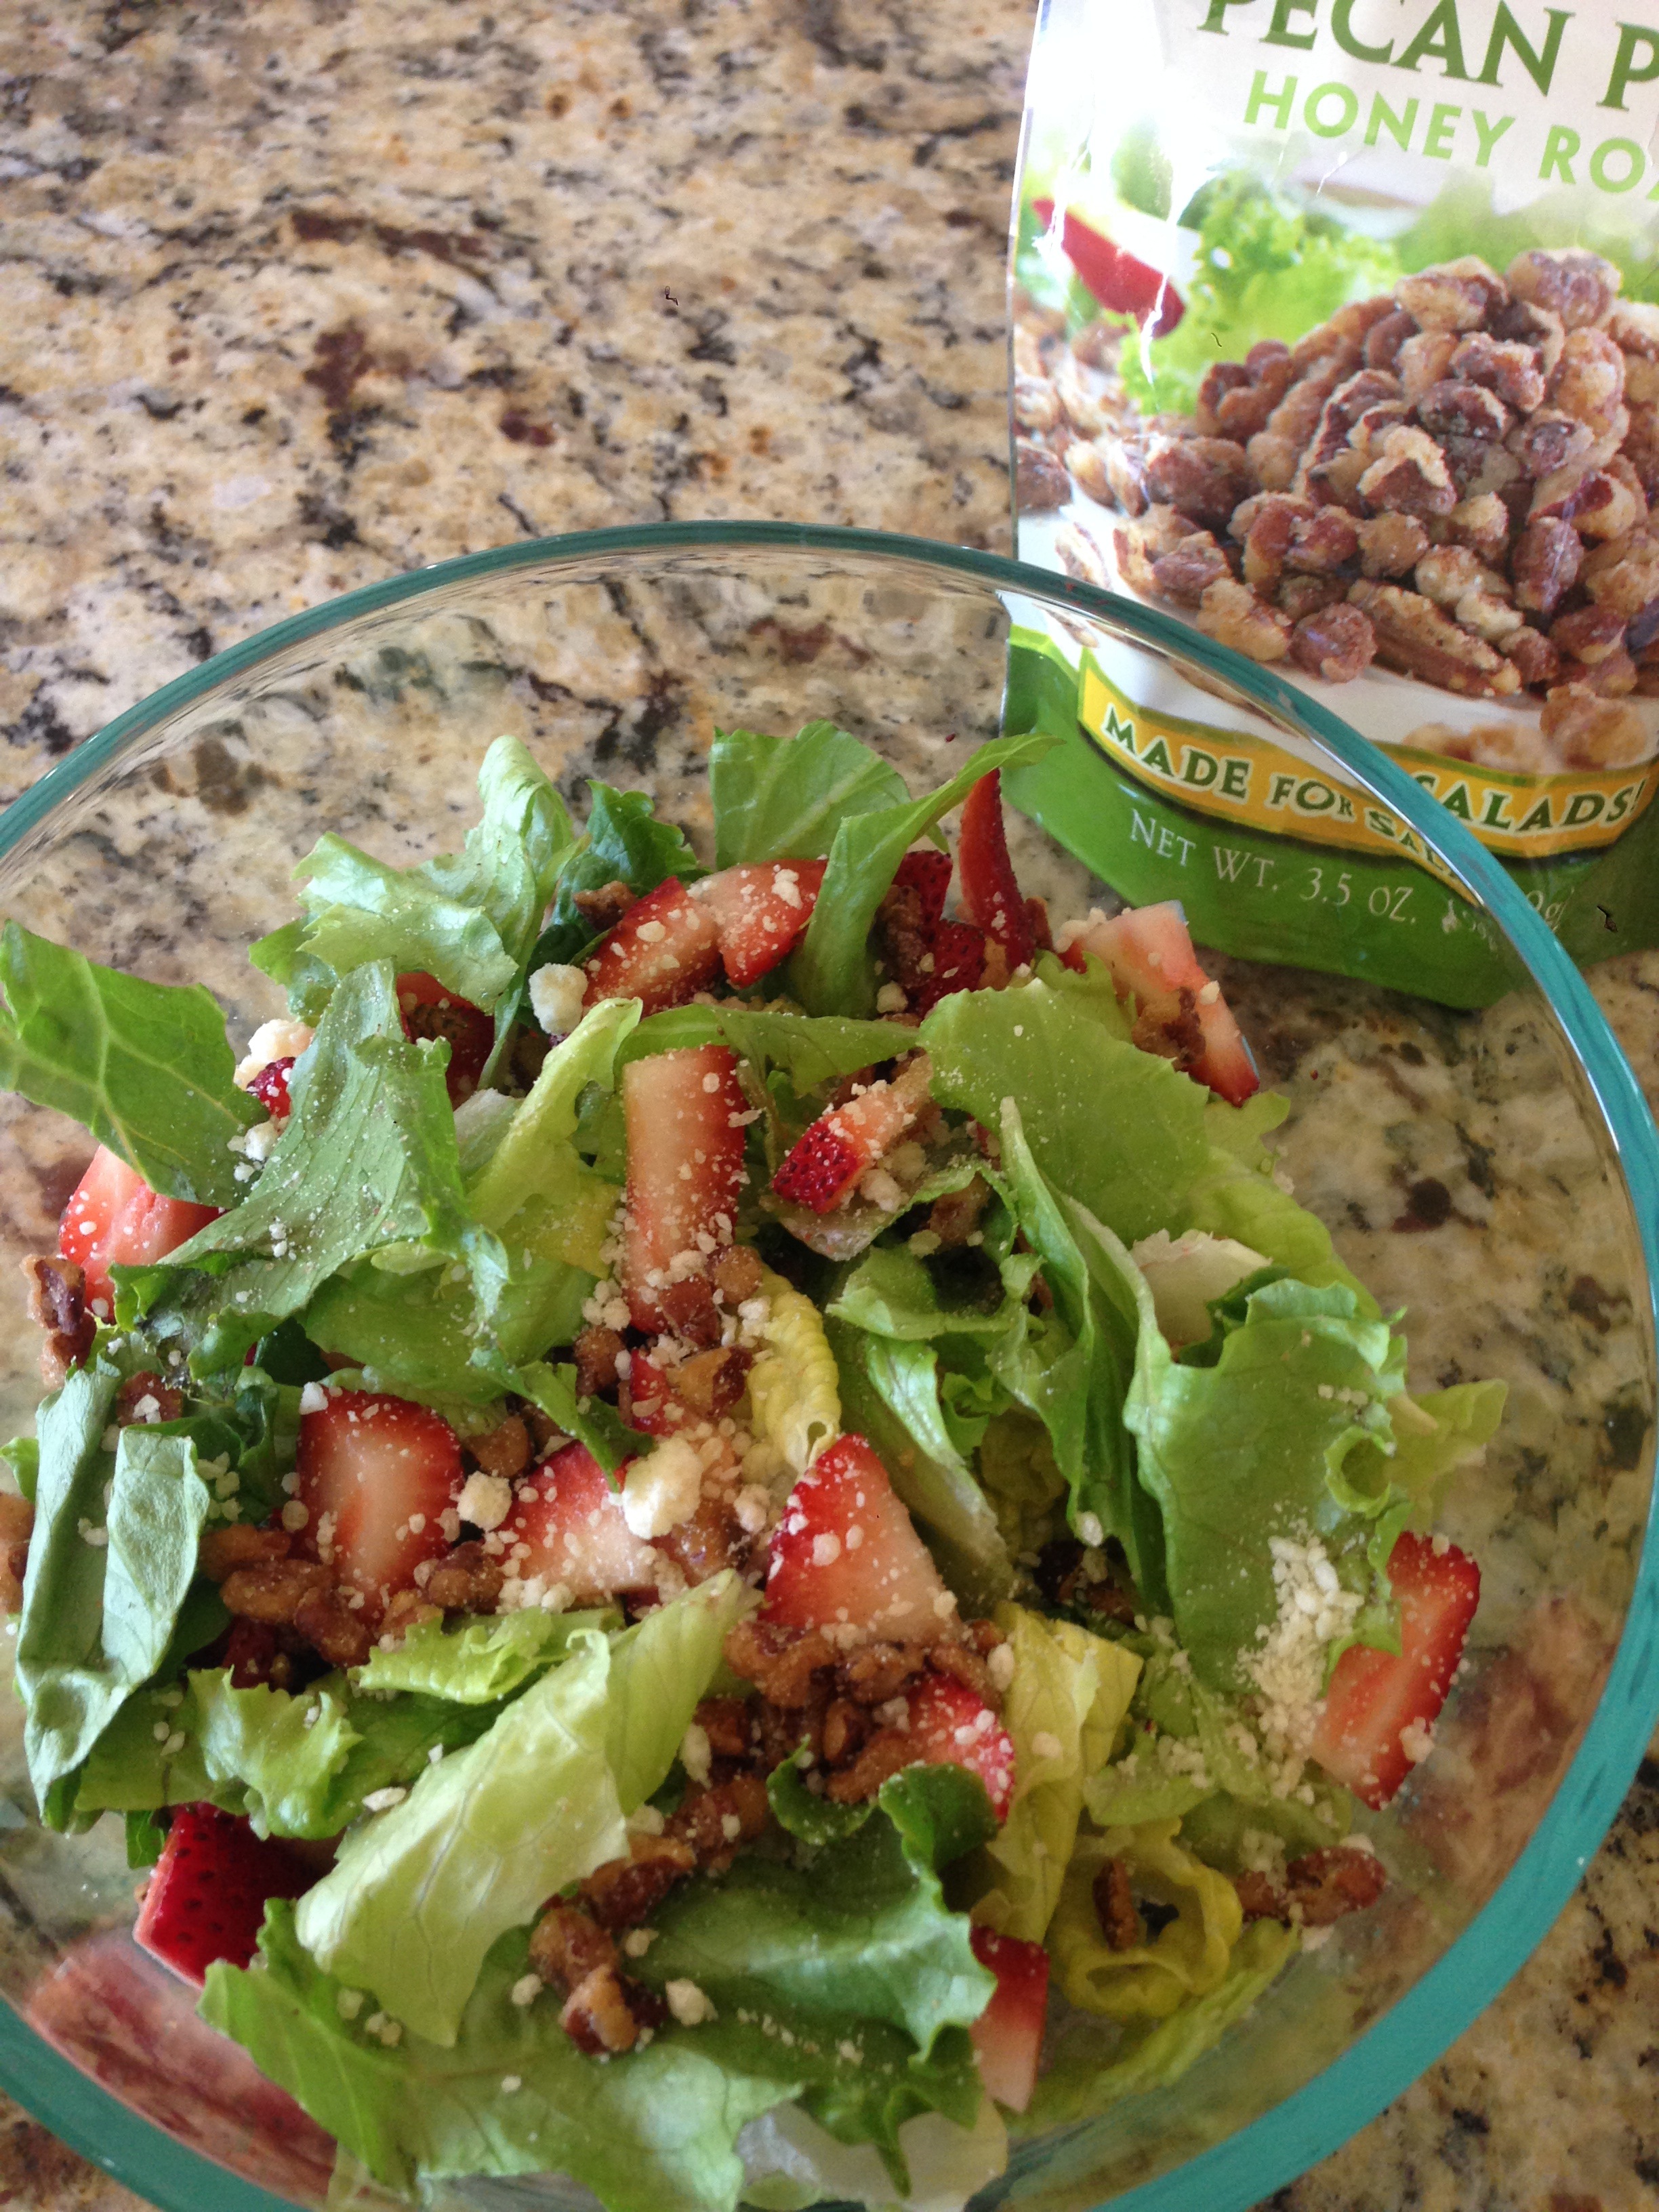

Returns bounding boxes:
[1004,0,1659,1004]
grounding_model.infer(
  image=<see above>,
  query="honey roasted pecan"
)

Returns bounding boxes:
[1144,435,1252,532]
[1196,577,1292,662]
[1347,580,1521,696]
[1289,602,1376,682]
[1540,684,1653,766]
[1015,438,1070,512]
[1415,379,1510,443]
[1507,247,1620,332]
[1511,516,1584,615]
[1355,511,1430,578]
[1357,425,1457,518]
[1395,256,1507,333]
[1364,310,1418,372]
[1549,604,1628,665]
[1150,532,1231,606]
[1449,333,1547,413]
[1093,1858,1141,1950]
[1500,624,1561,688]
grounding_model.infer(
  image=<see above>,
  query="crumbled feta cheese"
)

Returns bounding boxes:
[361,1786,407,1814]
[680,1722,712,1787]
[298,1380,331,1416]
[811,1532,842,1568]
[1399,1717,1435,1765]
[510,1973,543,2008]
[500,2074,523,2094]
[336,1988,365,2020]
[621,1928,657,1959]
[664,1979,716,2026]
[907,1229,942,1258]
[857,1167,905,1212]
[527,963,588,1040]
[1076,1511,1105,1549]
[627,1803,666,1837]
[1244,1534,1364,1794]
[456,1471,512,1530]
[621,1435,703,1538]
[1031,1731,1063,1762]
[987,1643,1015,1692]
[875,982,909,1014]
[235,1018,314,1089]
[77,1520,107,1548]
[280,1500,310,1533]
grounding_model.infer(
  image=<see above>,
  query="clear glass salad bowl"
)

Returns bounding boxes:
[0,523,1653,2212]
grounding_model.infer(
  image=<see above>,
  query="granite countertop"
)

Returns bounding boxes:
[0,3,1656,2209]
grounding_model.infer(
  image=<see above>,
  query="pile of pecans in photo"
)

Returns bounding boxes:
[1015,248,1659,775]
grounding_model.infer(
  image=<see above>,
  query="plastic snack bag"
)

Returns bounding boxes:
[1005,0,1659,1004]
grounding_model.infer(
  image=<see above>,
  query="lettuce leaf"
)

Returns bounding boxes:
[0,920,260,1206]
[788,733,1057,1018]
[354,1607,619,1703]
[624,1004,912,1094]
[1049,1821,1242,2022]
[294,1574,749,2045]
[962,1605,1141,1945]
[121,961,508,1372]
[921,979,1209,1246]
[738,2097,1007,2212]
[748,1270,842,1480]
[529,779,704,972]
[17,1366,213,1812]
[710,722,911,869]
[203,1908,787,2209]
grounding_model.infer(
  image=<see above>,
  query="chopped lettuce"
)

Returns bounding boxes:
[626,1004,912,1094]
[203,1908,787,2211]
[0,920,259,1207]
[529,779,703,972]
[710,721,910,869]
[294,1575,749,2045]
[748,1269,842,1479]
[121,961,508,1372]
[962,1605,1141,1945]
[1050,1821,1242,2022]
[354,1607,619,1703]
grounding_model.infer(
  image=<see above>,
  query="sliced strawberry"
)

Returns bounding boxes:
[968,1927,1049,2110]
[893,848,953,930]
[764,1432,954,1642]
[958,771,1036,969]
[396,970,494,1106]
[1061,903,1258,1105]
[693,859,827,989]
[621,1348,677,1435]
[902,1673,1017,1823]
[583,878,720,1017]
[1311,1531,1481,1810]
[295,1389,464,1626]
[134,1805,314,1988]
[512,1441,662,1604]
[621,1045,748,1333]
[912,918,986,1015]
[771,1053,933,1214]
[246,1056,295,1121]
[58,1145,221,1319]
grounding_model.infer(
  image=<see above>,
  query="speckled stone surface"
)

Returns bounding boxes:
[0,5,1657,2211]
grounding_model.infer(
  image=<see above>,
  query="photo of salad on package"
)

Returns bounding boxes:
[0,730,1504,2212]
[1008,0,1659,1002]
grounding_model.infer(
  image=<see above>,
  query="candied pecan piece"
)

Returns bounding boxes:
[724,1617,838,1706]
[582,1834,697,1927]
[1347,581,1521,696]
[469,1413,531,1479]
[1195,577,1292,662]
[1245,430,1299,493]
[1395,258,1506,333]
[1102,434,1151,515]
[1357,425,1456,517]
[562,1966,644,2054]
[1070,318,1120,369]
[821,1696,868,1765]
[1547,327,1626,434]
[840,1639,926,1705]
[1245,337,1294,390]
[1144,435,1251,532]
[1289,602,1376,683]
[20,1254,94,1385]
[1507,247,1620,332]
[199,1525,292,1582]
[115,1372,184,1426]
[1509,409,1595,481]
[1016,437,1070,512]
[672,1347,753,1419]
[1214,382,1278,441]
[220,1557,331,1624]
[1235,1870,1290,1923]
[1284,1844,1388,1927]
[1413,546,1488,608]
[710,1244,764,1304]
[1540,684,1652,766]
[379,1589,442,1641]
[825,1726,920,1804]
[1500,625,1561,688]
[1355,511,1430,579]
[1456,588,1525,646]
[1195,361,1252,435]
[927,1176,990,1248]
[1558,646,1637,697]
[529,1902,642,2055]
[1550,605,1629,665]
[1065,439,1113,508]
[1585,533,1659,621]
[1111,507,1191,594]
[1332,296,1400,344]
[1607,300,1659,359]
[657,1273,722,1348]
[695,1694,754,1761]
[424,1539,506,1612]
[1267,357,1354,447]
[573,880,635,933]
[655,1495,747,1586]
[1288,325,1364,377]
[1415,379,1509,443]
[1344,400,1412,459]
[531,1898,617,1988]
[0,1492,34,1612]
[1303,369,1403,468]
[1446,492,1511,561]
[1093,1857,1140,1950]
[573,1326,625,1398]
[1448,333,1546,413]
[1395,330,1461,403]
[926,1637,998,1703]
[1277,575,1349,621]
[1530,464,1644,541]
[668,1771,771,1865]
[1150,531,1231,607]
[1232,491,1307,585]
[293,1583,374,1668]
[1013,375,1063,435]
[1512,516,1584,615]
[1364,309,1418,372]
[1284,506,1358,575]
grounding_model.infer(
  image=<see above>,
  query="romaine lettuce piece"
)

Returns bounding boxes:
[529,779,703,972]
[710,722,910,869]
[1049,1821,1242,2021]
[0,920,260,1207]
[625,1003,912,1094]
[748,1269,842,1479]
[354,1607,619,1703]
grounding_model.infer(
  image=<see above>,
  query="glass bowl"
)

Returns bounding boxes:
[0,523,1653,2212]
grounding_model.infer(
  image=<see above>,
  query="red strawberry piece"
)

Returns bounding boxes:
[958,771,1036,969]
[691,859,828,989]
[296,1389,464,1626]
[1031,199,1183,337]
[902,1673,1017,1823]
[1061,902,1258,1105]
[621,1045,748,1333]
[771,1053,933,1214]
[968,1926,1049,2110]
[247,1056,295,1121]
[893,847,953,930]
[396,970,495,1106]
[583,878,720,1017]
[764,1432,956,1643]
[58,1145,221,1319]
[910,918,987,1017]
[620,1349,675,1435]
[1311,1530,1481,1810]
[512,1441,663,1605]
[134,1805,314,1988]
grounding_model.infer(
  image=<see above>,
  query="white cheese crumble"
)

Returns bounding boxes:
[622,1927,657,1959]
[1244,1535,1364,1790]
[987,1643,1016,1692]
[621,1435,702,1538]
[1399,1717,1435,1765]
[664,1979,716,2026]
[680,1721,713,1787]
[874,982,909,1014]
[510,1973,544,2008]
[298,1380,331,1415]
[456,1471,512,1531]
[361,1786,408,1814]
[527,962,588,1039]
[234,1018,314,1088]
[336,1988,365,2020]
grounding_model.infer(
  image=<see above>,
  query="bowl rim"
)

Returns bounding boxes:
[1,518,1655,2212]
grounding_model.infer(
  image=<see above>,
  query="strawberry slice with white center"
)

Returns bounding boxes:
[621,1045,749,1333]
[511,1441,662,1604]
[968,1926,1049,2109]
[692,859,828,988]
[59,1146,221,1319]
[770,1052,933,1215]
[1311,1530,1480,1809]
[764,1432,956,1643]
[295,1389,464,1626]
[1060,902,1257,1105]
[583,878,720,1017]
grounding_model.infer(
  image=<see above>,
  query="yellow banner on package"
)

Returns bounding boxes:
[1079,659,1659,867]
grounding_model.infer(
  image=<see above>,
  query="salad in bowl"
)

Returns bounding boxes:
[0,720,1502,2212]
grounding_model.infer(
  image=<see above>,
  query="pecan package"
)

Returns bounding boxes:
[1004,0,1659,1004]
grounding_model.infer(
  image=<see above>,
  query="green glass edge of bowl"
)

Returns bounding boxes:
[0,520,1648,2212]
